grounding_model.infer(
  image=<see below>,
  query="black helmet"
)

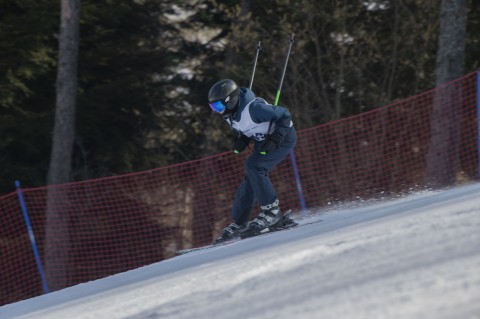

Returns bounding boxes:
[208,79,240,113]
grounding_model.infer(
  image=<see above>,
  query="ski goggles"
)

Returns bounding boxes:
[208,100,226,113]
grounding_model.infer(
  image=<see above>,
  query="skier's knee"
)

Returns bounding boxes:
[245,162,266,176]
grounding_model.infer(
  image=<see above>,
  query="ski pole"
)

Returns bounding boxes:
[234,41,262,148]
[263,34,295,138]
[249,41,262,89]
[274,34,295,106]
[271,34,308,215]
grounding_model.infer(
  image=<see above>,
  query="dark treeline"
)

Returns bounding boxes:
[0,0,478,195]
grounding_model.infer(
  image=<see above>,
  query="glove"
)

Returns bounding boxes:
[232,134,251,154]
[259,131,284,155]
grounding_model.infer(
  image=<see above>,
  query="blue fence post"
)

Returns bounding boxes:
[15,180,49,294]
[289,150,308,217]
[477,70,480,179]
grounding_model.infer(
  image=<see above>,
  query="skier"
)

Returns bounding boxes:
[208,79,297,244]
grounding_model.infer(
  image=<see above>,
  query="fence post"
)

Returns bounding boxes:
[15,180,49,294]
[289,150,307,216]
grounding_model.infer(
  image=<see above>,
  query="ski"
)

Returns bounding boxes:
[176,210,298,255]
[176,239,238,255]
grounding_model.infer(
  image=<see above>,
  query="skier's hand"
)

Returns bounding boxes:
[259,131,283,155]
[232,134,250,154]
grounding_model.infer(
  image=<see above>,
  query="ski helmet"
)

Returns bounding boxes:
[208,79,240,113]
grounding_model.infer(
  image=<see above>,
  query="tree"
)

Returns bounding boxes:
[0,0,58,194]
[209,0,442,129]
[45,0,80,291]
[425,0,468,187]
[0,0,478,196]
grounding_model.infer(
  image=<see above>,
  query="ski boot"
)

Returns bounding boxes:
[241,199,283,238]
[212,222,246,245]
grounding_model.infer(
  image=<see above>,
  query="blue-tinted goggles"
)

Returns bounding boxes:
[209,100,226,113]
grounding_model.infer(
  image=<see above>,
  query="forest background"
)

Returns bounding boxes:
[0,0,479,195]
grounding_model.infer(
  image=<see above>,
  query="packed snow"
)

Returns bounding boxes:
[2,183,480,319]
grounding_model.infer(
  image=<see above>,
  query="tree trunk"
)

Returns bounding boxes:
[45,0,80,291]
[425,0,467,188]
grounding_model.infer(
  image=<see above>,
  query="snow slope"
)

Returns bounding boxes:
[2,183,480,319]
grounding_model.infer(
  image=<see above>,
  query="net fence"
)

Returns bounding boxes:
[1,71,478,305]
